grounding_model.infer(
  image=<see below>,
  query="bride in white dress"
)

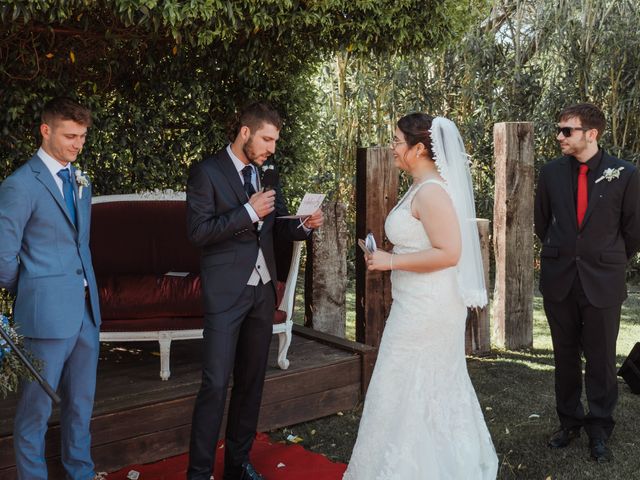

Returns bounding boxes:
[343,114,498,479]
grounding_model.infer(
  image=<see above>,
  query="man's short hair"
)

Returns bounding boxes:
[232,102,282,139]
[558,103,605,139]
[41,97,92,127]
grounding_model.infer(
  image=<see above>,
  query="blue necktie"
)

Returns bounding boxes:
[57,169,77,227]
[242,165,256,198]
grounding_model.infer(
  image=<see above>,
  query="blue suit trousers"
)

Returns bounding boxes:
[14,301,99,480]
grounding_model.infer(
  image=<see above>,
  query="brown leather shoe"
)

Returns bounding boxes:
[589,438,612,463]
[548,427,581,448]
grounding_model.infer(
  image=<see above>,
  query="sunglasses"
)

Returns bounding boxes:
[556,126,590,137]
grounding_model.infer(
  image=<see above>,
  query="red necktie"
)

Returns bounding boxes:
[577,163,589,227]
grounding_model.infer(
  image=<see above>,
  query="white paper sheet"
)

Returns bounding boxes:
[278,193,325,219]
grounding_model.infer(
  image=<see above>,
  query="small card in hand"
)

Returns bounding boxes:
[365,233,377,252]
[357,239,371,255]
[357,233,377,255]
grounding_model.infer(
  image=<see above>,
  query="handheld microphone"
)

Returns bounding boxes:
[261,167,278,192]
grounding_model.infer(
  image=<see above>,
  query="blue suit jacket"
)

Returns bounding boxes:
[0,154,101,339]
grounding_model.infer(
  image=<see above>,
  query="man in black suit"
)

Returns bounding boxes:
[186,102,323,480]
[535,103,640,462]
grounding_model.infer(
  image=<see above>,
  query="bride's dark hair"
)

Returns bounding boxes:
[397,113,435,159]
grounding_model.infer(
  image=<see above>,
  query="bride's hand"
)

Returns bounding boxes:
[367,250,393,271]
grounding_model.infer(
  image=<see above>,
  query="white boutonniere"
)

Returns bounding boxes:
[261,164,275,173]
[75,169,90,199]
[595,166,624,183]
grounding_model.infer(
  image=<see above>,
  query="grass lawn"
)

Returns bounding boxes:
[281,286,640,479]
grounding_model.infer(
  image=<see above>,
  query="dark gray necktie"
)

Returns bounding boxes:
[242,165,256,198]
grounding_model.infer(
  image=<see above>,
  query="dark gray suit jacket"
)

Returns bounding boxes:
[534,150,640,308]
[186,148,308,314]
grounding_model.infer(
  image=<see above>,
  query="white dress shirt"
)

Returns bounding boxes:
[38,147,73,199]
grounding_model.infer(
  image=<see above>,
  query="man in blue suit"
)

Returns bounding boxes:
[0,97,102,479]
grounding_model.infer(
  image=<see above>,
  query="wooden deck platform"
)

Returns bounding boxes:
[0,325,375,478]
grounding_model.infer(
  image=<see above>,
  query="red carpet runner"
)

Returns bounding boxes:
[107,433,347,479]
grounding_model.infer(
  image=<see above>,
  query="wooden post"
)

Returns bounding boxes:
[465,219,491,355]
[355,147,399,348]
[492,122,535,349]
[304,200,348,337]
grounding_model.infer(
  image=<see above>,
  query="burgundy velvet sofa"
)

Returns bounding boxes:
[90,192,302,379]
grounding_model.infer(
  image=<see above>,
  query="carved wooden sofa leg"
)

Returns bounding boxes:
[158,331,172,381]
[275,323,292,370]
[272,241,303,370]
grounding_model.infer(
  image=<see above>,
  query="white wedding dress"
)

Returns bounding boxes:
[343,180,498,480]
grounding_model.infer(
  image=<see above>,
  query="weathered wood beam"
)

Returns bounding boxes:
[465,218,492,355]
[492,122,535,349]
[304,200,348,337]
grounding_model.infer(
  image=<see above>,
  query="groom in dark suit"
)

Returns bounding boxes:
[0,97,102,479]
[535,103,640,462]
[186,102,323,480]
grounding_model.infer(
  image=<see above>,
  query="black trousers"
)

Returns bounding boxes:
[187,281,275,480]
[544,274,621,440]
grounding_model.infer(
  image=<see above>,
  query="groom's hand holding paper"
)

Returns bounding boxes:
[278,193,326,227]
[301,208,324,229]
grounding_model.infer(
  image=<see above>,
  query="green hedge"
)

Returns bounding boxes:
[0,0,484,196]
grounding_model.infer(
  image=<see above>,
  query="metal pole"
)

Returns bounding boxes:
[0,325,61,404]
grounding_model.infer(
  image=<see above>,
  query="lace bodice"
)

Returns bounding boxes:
[385,179,447,254]
[384,179,459,299]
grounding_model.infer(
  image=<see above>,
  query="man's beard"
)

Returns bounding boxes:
[242,136,259,165]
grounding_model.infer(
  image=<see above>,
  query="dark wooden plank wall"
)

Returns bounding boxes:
[355,147,399,350]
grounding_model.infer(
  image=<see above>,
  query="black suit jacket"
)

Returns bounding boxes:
[186,148,308,314]
[534,150,640,308]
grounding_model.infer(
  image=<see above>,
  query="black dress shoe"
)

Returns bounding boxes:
[548,427,581,448]
[239,462,264,480]
[589,438,612,463]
